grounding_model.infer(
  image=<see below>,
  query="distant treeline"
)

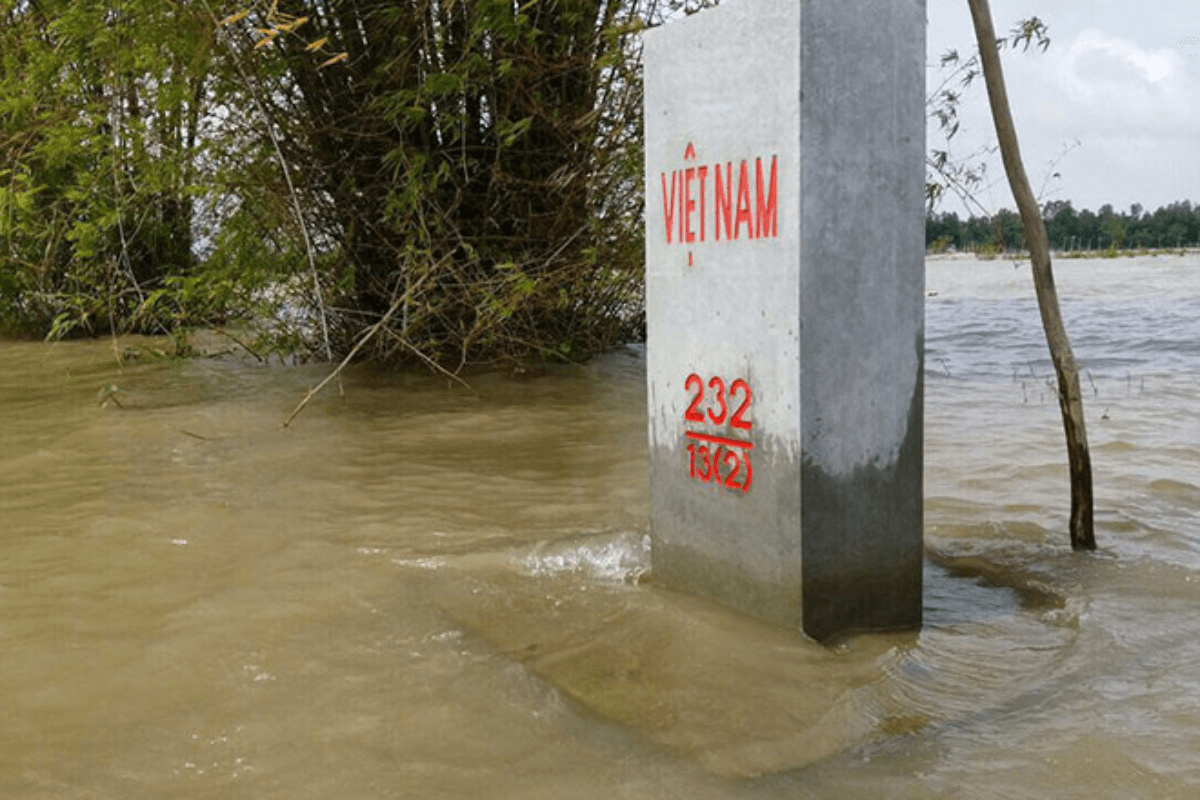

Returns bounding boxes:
[926,200,1200,254]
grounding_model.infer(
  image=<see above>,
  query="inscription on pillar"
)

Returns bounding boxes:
[682,373,754,494]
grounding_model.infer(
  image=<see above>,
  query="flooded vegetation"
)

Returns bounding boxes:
[2,255,1199,797]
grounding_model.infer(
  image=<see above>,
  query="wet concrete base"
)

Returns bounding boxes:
[647,445,802,633]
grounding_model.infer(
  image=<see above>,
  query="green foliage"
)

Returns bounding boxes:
[927,199,1200,254]
[928,235,955,254]
[218,0,648,366]
[927,16,1051,214]
[1,0,651,366]
[0,0,218,337]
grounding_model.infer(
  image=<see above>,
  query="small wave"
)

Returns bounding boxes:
[392,529,652,583]
[1146,478,1200,507]
[390,556,447,570]
[519,530,651,582]
[1095,439,1138,454]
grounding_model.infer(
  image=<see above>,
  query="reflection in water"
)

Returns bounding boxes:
[1,255,1199,797]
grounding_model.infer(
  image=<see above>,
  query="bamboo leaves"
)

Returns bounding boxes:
[221,1,343,66]
[0,0,215,335]
[2,0,648,364]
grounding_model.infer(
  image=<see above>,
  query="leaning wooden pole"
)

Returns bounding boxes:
[967,0,1096,550]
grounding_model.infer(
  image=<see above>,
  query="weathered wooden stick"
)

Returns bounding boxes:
[967,0,1096,550]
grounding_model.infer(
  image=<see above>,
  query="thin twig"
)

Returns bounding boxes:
[396,335,473,390]
[200,0,333,362]
[282,267,442,428]
[214,327,265,362]
[109,79,145,309]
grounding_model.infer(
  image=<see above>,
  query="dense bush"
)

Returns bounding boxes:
[0,0,662,367]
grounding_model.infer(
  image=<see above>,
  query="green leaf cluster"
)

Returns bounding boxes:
[0,0,221,335]
[1,0,653,366]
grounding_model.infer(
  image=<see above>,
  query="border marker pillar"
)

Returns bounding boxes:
[644,0,925,641]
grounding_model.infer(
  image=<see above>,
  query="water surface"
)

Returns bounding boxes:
[2,254,1198,797]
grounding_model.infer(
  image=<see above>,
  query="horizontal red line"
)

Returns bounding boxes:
[684,430,753,449]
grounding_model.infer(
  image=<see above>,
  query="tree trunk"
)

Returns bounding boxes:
[966,0,1096,550]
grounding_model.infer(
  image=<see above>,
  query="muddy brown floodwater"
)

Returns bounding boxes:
[2,255,1199,798]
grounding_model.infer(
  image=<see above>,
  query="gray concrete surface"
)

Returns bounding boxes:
[644,0,925,642]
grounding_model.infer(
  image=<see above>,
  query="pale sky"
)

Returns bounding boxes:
[926,0,1200,217]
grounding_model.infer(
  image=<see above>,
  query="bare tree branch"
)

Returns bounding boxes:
[967,0,1096,550]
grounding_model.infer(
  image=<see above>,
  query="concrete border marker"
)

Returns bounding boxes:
[644,0,925,642]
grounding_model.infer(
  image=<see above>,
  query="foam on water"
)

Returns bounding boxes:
[518,531,652,582]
